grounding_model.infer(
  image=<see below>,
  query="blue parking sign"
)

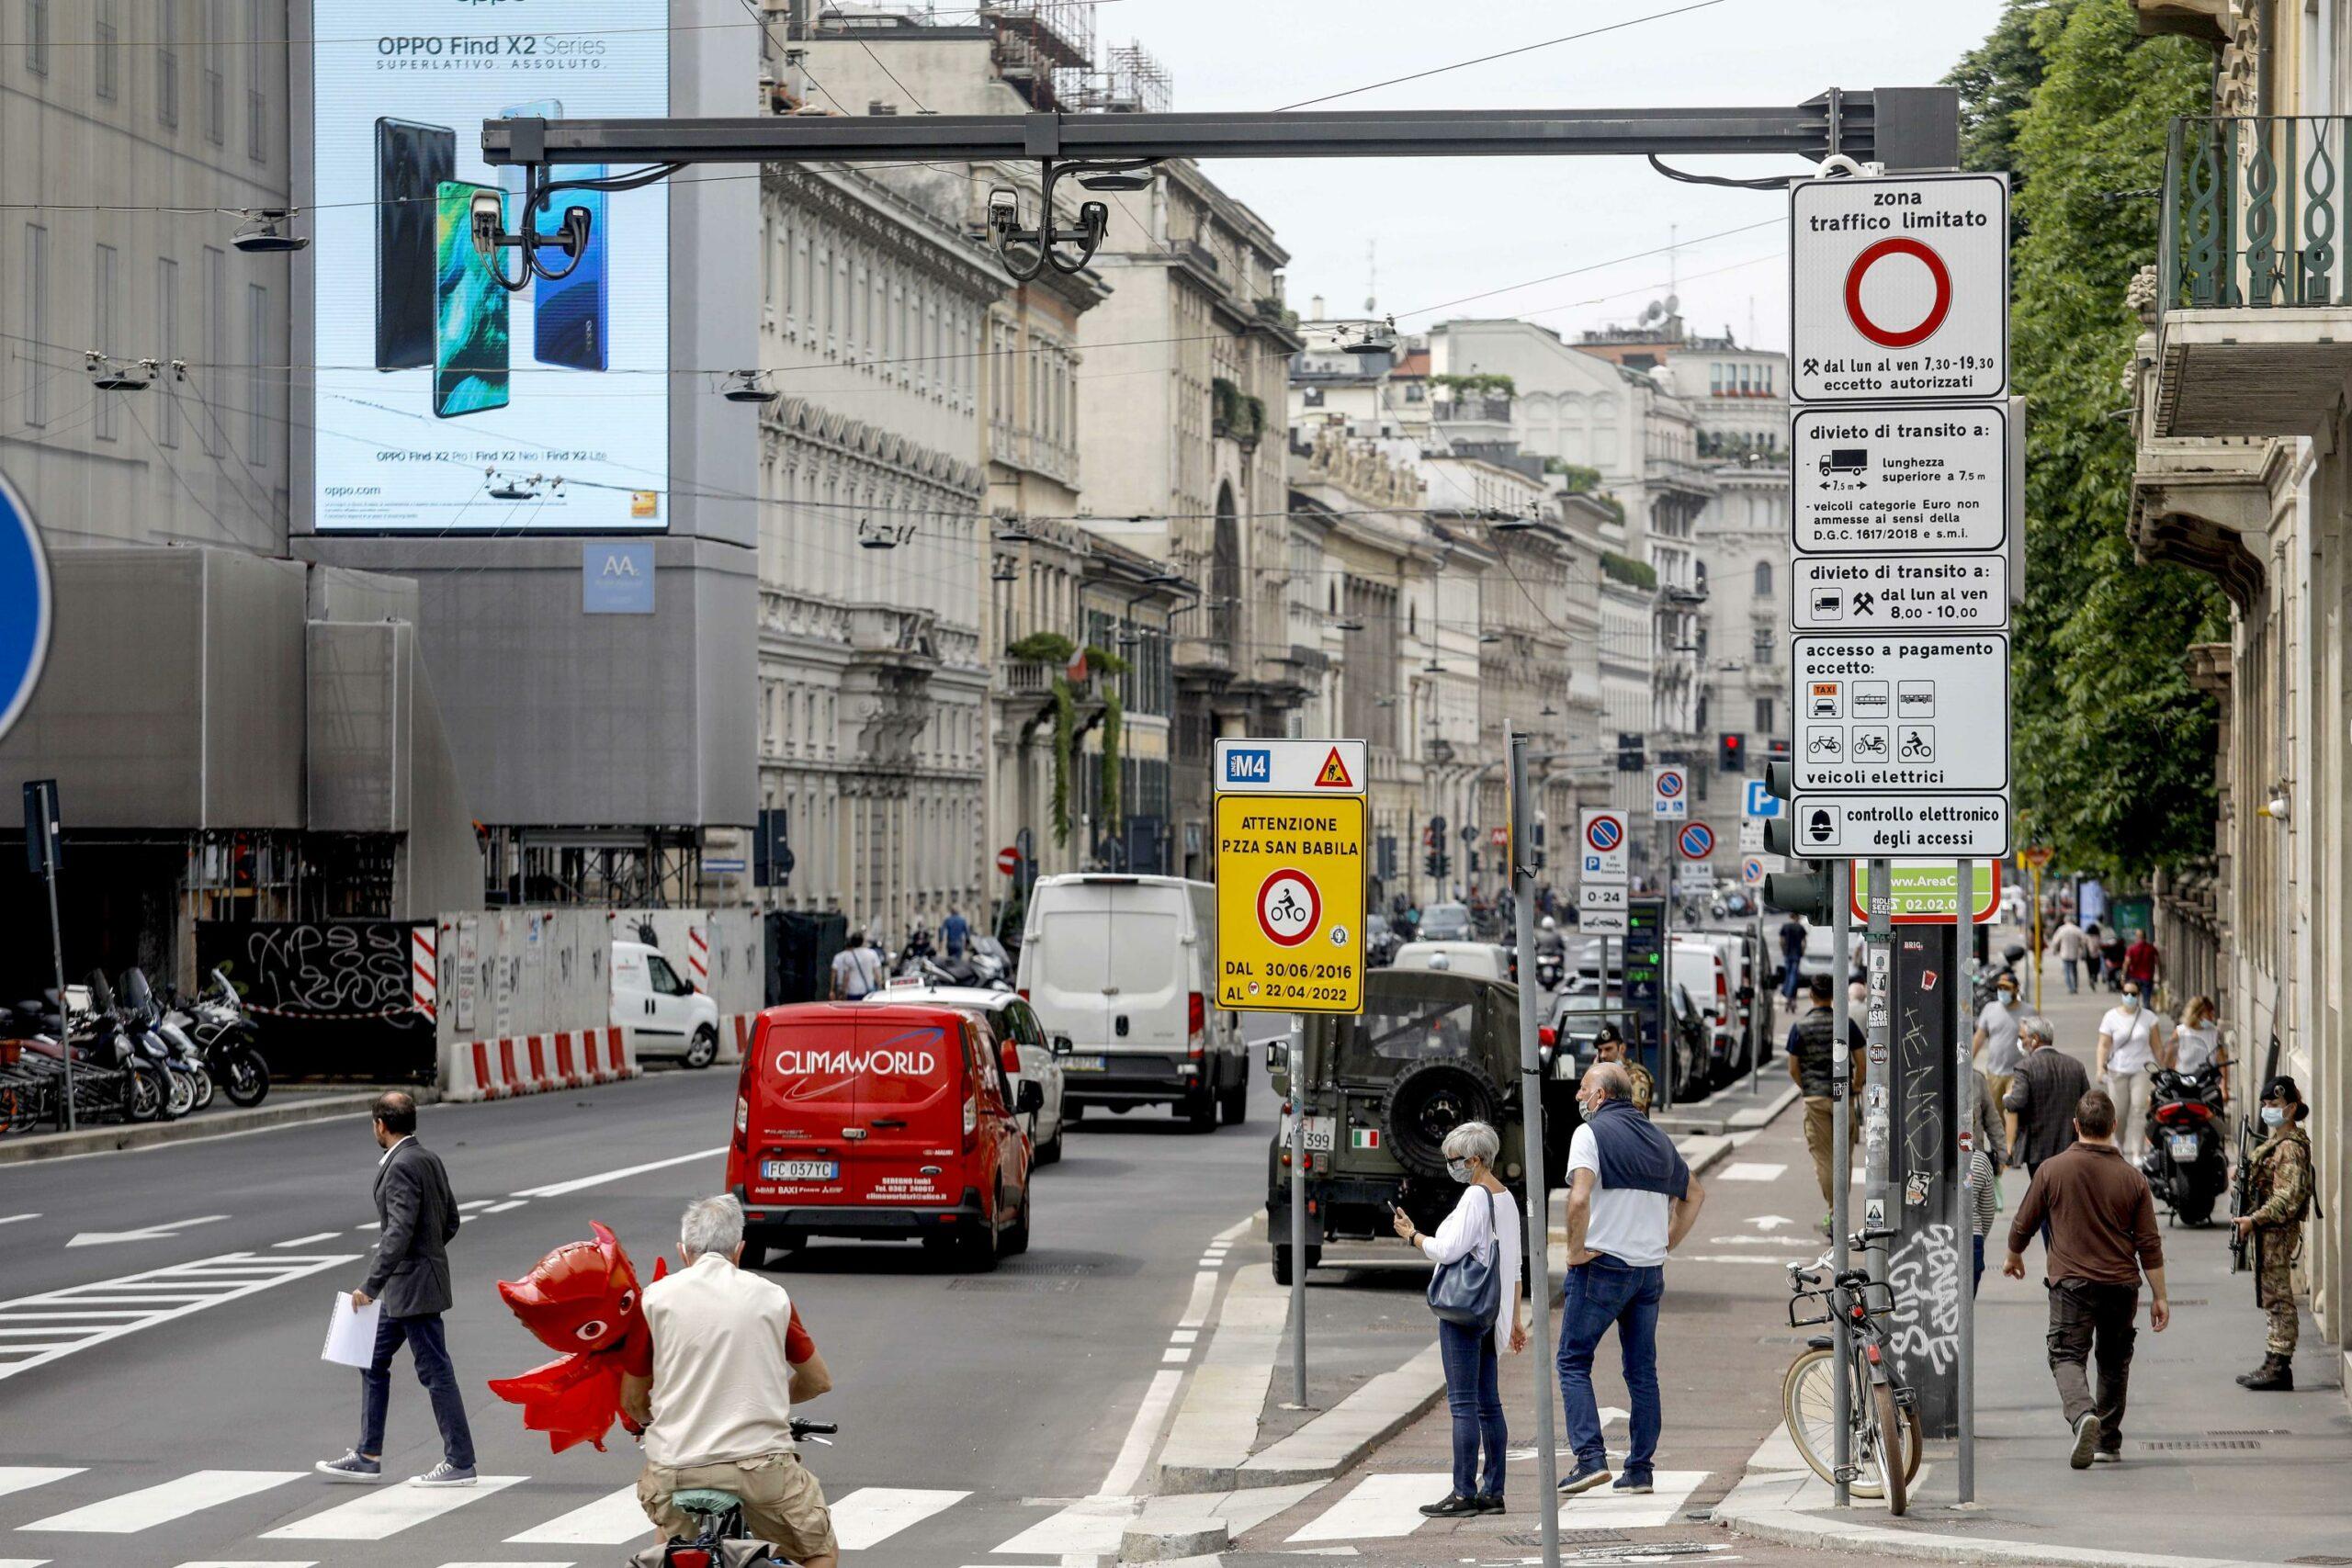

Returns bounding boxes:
[0,470,53,745]
[1744,779,1782,819]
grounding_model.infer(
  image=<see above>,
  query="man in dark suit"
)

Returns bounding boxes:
[316,1090,477,1486]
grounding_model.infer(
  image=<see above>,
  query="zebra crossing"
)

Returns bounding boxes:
[0,1458,1706,1562]
[0,1250,361,1382]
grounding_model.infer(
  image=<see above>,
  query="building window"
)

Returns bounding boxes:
[1753,560,1772,596]
[156,0,178,127]
[23,0,46,74]
[1754,696,1775,734]
[96,0,119,98]
[95,244,119,440]
[155,257,178,447]
[1752,623,1773,662]
[1710,363,1722,396]
[206,62,224,144]
[21,225,46,425]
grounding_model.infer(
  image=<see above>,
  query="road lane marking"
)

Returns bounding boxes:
[435,1562,574,1567]
[1721,1162,1788,1182]
[0,1559,45,1566]
[503,1484,646,1544]
[1096,1369,1181,1500]
[1160,1348,1189,1363]
[0,1214,38,1226]
[0,1472,80,1502]
[20,1470,305,1533]
[1677,1254,1819,1266]
[1176,1271,1217,1330]
[261,1475,526,1539]
[65,1216,231,1249]
[1212,1212,1256,1244]
[1170,1328,1198,1343]
[273,1233,342,1248]
[1550,1469,1705,1529]
[481,1200,529,1214]
[511,1147,729,1200]
[830,1487,969,1550]
[173,1562,322,1567]
[1286,1472,1452,1541]
[458,1201,498,1212]
[989,1495,1135,1556]
[0,1253,358,1382]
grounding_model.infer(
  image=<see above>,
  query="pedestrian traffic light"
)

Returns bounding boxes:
[1718,733,1745,773]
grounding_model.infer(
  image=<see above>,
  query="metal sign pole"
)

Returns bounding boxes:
[1509,737,1560,1568]
[1830,857,1853,1507]
[1658,824,1675,1115]
[1864,860,1894,1291]
[1289,1011,1309,1409]
[1751,909,1765,1094]
[1955,856,1976,1502]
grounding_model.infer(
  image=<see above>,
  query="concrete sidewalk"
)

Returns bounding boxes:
[0,1082,426,1163]
[1716,937,2352,1566]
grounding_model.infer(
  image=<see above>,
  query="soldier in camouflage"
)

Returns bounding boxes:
[1592,1026,1653,1117]
[2232,1076,2313,1392]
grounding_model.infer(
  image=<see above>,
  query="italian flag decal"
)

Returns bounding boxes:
[1351,1128,1381,1149]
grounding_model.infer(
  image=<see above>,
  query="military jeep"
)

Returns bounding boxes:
[1266,965,1547,1285]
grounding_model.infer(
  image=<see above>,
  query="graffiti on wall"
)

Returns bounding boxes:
[198,921,422,1020]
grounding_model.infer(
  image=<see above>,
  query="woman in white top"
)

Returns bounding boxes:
[1393,1121,1525,1517]
[2170,996,2229,1103]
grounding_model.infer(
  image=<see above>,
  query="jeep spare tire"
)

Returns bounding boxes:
[1382,1057,1502,1179]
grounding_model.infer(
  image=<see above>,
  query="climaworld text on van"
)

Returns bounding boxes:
[773,1047,939,1077]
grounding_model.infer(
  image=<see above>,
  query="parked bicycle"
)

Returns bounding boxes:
[1780,1228,1924,1515]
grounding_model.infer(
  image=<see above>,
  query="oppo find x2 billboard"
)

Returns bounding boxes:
[308,1,670,532]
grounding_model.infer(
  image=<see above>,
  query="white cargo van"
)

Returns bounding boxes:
[1670,937,1736,1087]
[1016,874,1246,1130]
[612,939,722,1068]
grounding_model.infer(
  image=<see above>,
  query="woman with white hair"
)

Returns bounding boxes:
[1391,1119,1525,1517]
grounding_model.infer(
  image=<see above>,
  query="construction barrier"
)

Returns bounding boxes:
[439,1024,637,1102]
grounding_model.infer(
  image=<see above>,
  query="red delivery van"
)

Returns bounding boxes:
[727,1001,1040,1269]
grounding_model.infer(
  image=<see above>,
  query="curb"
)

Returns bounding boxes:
[0,1087,437,1164]
[1713,1468,2282,1568]
[1119,1498,1228,1562]
[1230,1342,1445,1488]
[1153,1267,1289,1492]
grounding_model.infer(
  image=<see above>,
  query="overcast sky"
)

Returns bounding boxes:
[1092,0,2007,352]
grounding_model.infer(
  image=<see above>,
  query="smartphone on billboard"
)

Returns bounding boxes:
[374,118,455,370]
[498,100,608,372]
[433,182,510,419]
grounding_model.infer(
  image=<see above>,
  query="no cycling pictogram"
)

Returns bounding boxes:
[1845,235,1952,349]
[1256,869,1322,948]
[1586,815,1623,853]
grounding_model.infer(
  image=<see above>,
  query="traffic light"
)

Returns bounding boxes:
[1424,850,1451,881]
[1616,731,1645,773]
[1759,760,1833,920]
[1718,732,1745,773]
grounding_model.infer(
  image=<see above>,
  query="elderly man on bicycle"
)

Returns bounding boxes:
[620,1196,837,1567]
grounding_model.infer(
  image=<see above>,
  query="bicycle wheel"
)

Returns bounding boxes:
[1780,1348,1885,1500]
[1870,1381,1908,1516]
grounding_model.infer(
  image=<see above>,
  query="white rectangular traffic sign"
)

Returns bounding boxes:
[1792,404,2008,553]
[1213,738,1366,795]
[1792,633,2010,793]
[1579,883,1628,917]
[1577,807,1630,883]
[1791,173,2009,403]
[1738,819,1765,852]
[1579,909,1629,936]
[1651,764,1689,821]
[1787,794,2011,857]
[1792,552,2010,631]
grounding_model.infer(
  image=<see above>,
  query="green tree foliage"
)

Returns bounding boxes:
[1949,0,2223,878]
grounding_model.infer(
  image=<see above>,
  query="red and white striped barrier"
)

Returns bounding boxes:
[723,1013,758,1066]
[438,1026,639,1102]
[412,926,437,1023]
[686,925,710,992]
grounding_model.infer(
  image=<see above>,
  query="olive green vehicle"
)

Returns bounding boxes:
[1266,965,1566,1285]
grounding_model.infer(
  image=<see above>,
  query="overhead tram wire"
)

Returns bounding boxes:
[1274,0,1733,110]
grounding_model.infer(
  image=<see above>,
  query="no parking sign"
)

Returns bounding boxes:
[1579,807,1628,882]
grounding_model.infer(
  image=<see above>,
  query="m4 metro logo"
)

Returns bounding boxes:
[1224,748,1272,784]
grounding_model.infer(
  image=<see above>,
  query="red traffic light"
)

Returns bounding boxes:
[1718,732,1746,772]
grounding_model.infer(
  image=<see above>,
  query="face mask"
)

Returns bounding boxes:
[2121,995,2142,1012]
[1997,988,2017,1005]
[2261,1106,2286,1128]
[1446,1158,1473,1183]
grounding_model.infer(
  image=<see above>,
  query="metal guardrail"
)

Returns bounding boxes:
[2161,114,2352,317]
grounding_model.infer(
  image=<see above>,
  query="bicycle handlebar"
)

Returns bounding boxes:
[788,1419,837,1438]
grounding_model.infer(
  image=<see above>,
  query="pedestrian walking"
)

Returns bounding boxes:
[1778,916,1805,1004]
[2121,929,2161,997]
[2097,982,2169,1165]
[1393,1121,1525,1517]
[2082,922,2105,988]
[1973,975,2025,1111]
[1785,973,1861,1228]
[2232,1077,2314,1393]
[943,906,970,959]
[2099,927,2128,994]
[2049,918,2087,994]
[1591,1025,1652,1116]
[2003,1089,2169,1468]
[620,1197,839,1567]
[1967,1064,2009,1295]
[316,1091,477,1486]
[2004,1015,2088,1177]
[1556,1062,1704,1500]
[830,931,881,1000]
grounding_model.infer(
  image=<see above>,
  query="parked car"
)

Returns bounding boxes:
[1417,902,1475,942]
[863,980,1069,1164]
[1016,874,1247,1129]
[612,940,722,1068]
[727,1000,1040,1269]
[1671,938,1738,1090]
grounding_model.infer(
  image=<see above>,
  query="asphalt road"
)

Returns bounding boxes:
[0,1061,1277,1567]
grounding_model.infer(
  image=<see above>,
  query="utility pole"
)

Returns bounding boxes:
[1955,856,1976,1502]
[1508,735,1560,1568]
[1863,859,1894,1291]
[24,782,70,1131]
[1830,857,1853,1507]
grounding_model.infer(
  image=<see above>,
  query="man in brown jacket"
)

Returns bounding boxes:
[2004,1089,2169,1469]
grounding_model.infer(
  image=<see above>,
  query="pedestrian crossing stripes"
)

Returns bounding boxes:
[1285,1472,1451,1541]
[0,1474,78,1504]
[831,1487,968,1549]
[0,1251,359,1382]
[1720,1161,1789,1181]
[23,1471,307,1533]
[503,1484,642,1544]
[261,1476,527,1539]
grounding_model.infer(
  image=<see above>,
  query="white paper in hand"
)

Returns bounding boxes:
[322,1292,380,1368]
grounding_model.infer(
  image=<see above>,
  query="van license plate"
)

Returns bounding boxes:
[1065,1055,1107,1072]
[763,1159,838,1181]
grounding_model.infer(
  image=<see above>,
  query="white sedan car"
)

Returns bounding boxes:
[864,980,1069,1163]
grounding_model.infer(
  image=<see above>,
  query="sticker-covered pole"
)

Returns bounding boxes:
[1956,857,1976,1501]
[1831,857,1853,1507]
[1509,735,1560,1568]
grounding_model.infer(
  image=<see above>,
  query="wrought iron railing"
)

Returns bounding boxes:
[2161,115,2352,314]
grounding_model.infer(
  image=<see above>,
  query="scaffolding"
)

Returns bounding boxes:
[1064,40,1172,116]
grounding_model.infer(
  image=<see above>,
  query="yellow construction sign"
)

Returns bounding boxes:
[1214,793,1365,1014]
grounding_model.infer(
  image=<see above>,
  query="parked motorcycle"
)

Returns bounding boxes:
[119,968,206,1120]
[1968,942,2030,1012]
[2141,1063,2228,1225]
[178,968,270,1107]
